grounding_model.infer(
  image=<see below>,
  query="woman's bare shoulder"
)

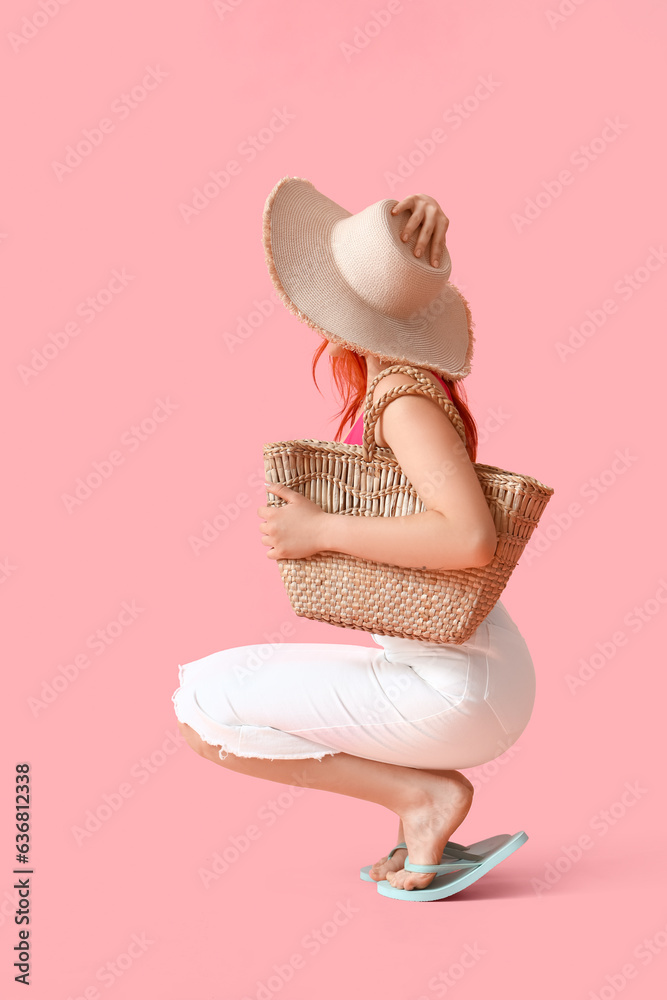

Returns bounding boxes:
[369,367,450,448]
[369,366,445,407]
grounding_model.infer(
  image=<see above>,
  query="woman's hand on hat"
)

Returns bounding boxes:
[258,482,329,560]
[391,193,449,268]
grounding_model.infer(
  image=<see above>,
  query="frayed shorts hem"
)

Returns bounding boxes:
[172,675,342,764]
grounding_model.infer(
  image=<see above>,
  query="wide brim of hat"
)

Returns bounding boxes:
[261,176,475,381]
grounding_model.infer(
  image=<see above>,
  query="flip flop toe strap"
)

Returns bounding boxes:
[404,854,482,874]
[386,842,407,859]
[386,841,477,864]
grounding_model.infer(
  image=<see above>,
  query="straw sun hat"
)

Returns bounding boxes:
[261,175,475,381]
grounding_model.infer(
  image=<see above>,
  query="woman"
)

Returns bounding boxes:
[172,178,536,902]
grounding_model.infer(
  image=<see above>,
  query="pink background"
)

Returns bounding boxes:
[3,0,666,996]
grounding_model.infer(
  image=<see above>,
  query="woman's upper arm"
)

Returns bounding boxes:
[370,372,497,559]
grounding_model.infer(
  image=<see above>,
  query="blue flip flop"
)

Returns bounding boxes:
[376,832,528,901]
[359,840,481,882]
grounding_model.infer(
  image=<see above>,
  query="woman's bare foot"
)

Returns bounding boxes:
[383,770,474,891]
[367,846,409,881]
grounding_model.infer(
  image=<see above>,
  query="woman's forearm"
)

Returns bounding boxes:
[317,509,495,572]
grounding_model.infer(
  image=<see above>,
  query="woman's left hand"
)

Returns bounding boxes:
[258,482,329,559]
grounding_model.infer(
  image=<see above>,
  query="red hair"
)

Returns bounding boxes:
[311,339,479,464]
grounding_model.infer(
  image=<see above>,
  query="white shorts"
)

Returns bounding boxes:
[171,599,536,771]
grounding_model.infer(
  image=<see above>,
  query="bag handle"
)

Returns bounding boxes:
[361,364,468,462]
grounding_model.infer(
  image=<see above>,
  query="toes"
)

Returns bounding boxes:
[369,858,388,881]
[370,850,411,884]
[408,873,435,891]
[384,869,436,891]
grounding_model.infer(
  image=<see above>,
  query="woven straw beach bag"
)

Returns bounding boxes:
[263,365,555,644]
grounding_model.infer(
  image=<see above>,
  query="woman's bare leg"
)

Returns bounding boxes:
[179,721,473,890]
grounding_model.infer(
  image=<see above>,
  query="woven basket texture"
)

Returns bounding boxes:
[263,365,554,644]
